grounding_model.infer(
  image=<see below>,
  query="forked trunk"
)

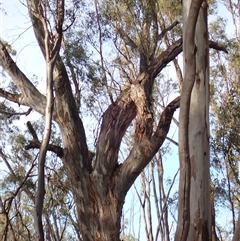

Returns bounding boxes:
[63,151,123,241]
[74,182,123,240]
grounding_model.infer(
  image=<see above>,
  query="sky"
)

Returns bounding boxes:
[1,0,45,80]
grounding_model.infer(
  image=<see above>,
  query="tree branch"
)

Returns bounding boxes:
[25,140,63,158]
[166,136,178,146]
[209,40,228,53]
[115,26,138,49]
[93,38,185,194]
[27,1,65,240]
[148,38,227,80]
[26,121,39,141]
[149,38,183,79]
[27,0,90,170]
[26,121,63,157]
[0,40,46,114]
[115,96,180,197]
[0,107,32,119]
[0,88,21,104]
[157,21,180,41]
[93,88,137,181]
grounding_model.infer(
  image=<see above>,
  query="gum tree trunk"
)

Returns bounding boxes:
[176,0,211,240]
[187,0,211,240]
[57,93,180,241]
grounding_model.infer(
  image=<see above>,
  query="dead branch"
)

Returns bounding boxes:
[0,108,32,119]
[25,140,63,158]
[0,89,22,105]
[157,21,180,41]
[209,40,228,53]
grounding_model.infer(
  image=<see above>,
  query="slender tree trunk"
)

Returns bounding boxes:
[176,0,211,240]
[211,197,219,241]
[34,61,54,241]
[175,0,203,240]
[187,1,211,240]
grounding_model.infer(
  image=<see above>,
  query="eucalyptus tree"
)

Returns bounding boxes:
[0,0,231,241]
[0,0,181,240]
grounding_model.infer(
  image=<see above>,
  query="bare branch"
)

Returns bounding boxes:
[27,1,65,240]
[25,140,63,158]
[0,107,32,119]
[0,40,46,114]
[0,149,15,176]
[115,26,138,49]
[61,37,81,109]
[157,21,180,41]
[27,121,39,141]
[149,38,183,78]
[166,136,178,146]
[0,148,36,202]
[209,40,228,53]
[0,89,21,104]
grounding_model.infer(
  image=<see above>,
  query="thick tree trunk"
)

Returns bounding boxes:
[57,128,123,241]
[65,163,123,241]
[0,1,182,239]
[57,95,180,240]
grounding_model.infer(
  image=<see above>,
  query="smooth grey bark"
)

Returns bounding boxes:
[187,1,211,240]
[176,0,211,240]
[34,61,55,241]
[175,0,204,241]
[26,1,64,240]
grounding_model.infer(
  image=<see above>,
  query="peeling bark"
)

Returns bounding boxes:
[0,1,182,239]
[116,96,180,197]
